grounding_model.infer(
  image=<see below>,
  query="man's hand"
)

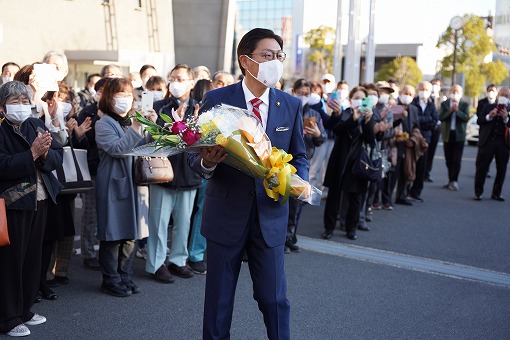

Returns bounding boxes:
[327,100,342,115]
[451,102,458,112]
[499,107,508,121]
[200,145,227,168]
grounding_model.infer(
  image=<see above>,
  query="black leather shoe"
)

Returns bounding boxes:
[491,194,505,201]
[425,177,433,183]
[101,282,132,297]
[47,276,69,287]
[321,230,333,240]
[285,240,301,253]
[346,232,357,240]
[395,199,413,206]
[358,224,370,231]
[39,287,58,300]
[34,296,42,303]
[123,280,140,294]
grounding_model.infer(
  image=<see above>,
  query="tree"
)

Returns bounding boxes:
[437,14,509,98]
[304,25,335,76]
[375,57,422,88]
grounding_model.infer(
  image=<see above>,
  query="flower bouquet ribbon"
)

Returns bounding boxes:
[131,104,322,205]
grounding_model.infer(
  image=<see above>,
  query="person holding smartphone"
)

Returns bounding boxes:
[474,87,510,201]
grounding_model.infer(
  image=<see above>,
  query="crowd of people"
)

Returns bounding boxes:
[0,26,509,338]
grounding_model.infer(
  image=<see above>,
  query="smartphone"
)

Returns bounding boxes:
[141,91,153,115]
[497,104,506,113]
[327,91,339,105]
[360,97,374,113]
[303,117,316,128]
[33,64,59,91]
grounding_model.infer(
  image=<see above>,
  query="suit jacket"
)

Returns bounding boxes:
[477,103,510,148]
[188,81,308,247]
[412,97,439,143]
[476,97,496,117]
[439,100,470,142]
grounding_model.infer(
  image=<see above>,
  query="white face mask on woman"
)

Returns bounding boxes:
[5,104,32,124]
[113,96,133,115]
[296,95,309,107]
[244,56,283,88]
[58,102,72,117]
[351,99,362,108]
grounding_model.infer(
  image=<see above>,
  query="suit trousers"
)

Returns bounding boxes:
[474,138,509,197]
[0,200,48,334]
[443,131,464,182]
[382,169,397,205]
[286,197,303,242]
[203,201,290,340]
[324,184,342,231]
[146,185,197,273]
[188,180,207,263]
[426,126,441,178]
[410,150,428,198]
[99,239,135,285]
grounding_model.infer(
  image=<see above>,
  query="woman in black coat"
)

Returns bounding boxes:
[322,86,376,240]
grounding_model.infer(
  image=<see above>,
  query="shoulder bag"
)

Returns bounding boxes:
[134,157,174,186]
[52,139,94,195]
[352,143,383,183]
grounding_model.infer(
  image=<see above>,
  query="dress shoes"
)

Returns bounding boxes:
[395,199,413,206]
[34,296,42,304]
[346,232,357,240]
[409,195,424,203]
[47,275,69,287]
[285,240,301,253]
[357,224,370,231]
[152,264,175,283]
[39,287,58,300]
[491,194,505,202]
[101,281,132,297]
[321,230,333,240]
[123,280,140,294]
[425,177,433,183]
[168,262,194,279]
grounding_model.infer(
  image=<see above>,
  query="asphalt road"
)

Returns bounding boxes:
[16,143,510,340]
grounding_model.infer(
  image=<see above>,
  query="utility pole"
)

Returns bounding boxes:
[364,0,376,83]
[333,0,343,82]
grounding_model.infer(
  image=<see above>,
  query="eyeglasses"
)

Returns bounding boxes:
[248,51,286,62]
[168,77,191,83]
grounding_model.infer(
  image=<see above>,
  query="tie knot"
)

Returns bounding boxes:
[250,98,263,109]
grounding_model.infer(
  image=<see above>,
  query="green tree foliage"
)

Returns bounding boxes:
[437,14,509,98]
[375,57,423,88]
[304,25,335,75]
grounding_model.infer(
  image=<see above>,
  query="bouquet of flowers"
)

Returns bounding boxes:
[131,104,321,205]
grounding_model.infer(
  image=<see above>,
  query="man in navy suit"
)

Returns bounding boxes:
[188,28,308,340]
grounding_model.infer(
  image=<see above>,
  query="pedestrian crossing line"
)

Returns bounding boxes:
[298,236,510,287]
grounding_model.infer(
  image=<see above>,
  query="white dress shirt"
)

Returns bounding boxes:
[242,79,270,130]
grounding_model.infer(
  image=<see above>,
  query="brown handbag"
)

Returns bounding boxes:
[0,198,10,247]
[134,157,174,186]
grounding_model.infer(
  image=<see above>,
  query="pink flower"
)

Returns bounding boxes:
[181,129,201,146]
[171,121,187,134]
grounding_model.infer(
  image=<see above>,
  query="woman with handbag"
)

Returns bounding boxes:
[0,81,63,337]
[322,86,376,241]
[95,77,157,297]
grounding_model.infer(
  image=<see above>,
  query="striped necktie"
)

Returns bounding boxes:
[250,98,263,123]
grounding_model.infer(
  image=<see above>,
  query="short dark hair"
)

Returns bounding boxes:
[292,78,311,92]
[349,86,368,99]
[486,84,497,92]
[139,64,156,77]
[87,73,101,84]
[98,77,134,115]
[13,64,38,85]
[192,79,213,103]
[2,62,20,73]
[94,77,110,92]
[169,64,192,79]
[337,80,348,87]
[146,76,167,91]
[237,28,283,76]
[431,78,442,85]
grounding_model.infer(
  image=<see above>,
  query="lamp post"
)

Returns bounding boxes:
[449,16,464,85]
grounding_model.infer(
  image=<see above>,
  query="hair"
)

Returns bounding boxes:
[192,65,211,79]
[337,80,348,87]
[310,81,324,98]
[0,81,30,108]
[362,83,379,95]
[100,64,122,77]
[349,86,368,99]
[237,28,283,75]
[98,77,134,115]
[169,64,193,79]
[2,62,20,73]
[292,78,311,92]
[146,76,167,91]
[42,51,68,68]
[213,70,234,82]
[431,78,442,86]
[487,83,497,92]
[401,84,416,96]
[94,77,110,92]
[13,64,38,85]
[139,64,156,77]
[192,79,213,103]
[87,73,101,84]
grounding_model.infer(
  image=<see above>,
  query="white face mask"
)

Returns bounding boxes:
[450,93,462,102]
[487,91,497,101]
[245,56,283,88]
[169,81,190,99]
[131,80,143,89]
[113,96,133,115]
[88,87,96,96]
[432,84,440,95]
[418,91,431,100]
[308,93,321,106]
[58,102,72,117]
[368,95,379,106]
[379,93,389,104]
[391,91,399,99]
[152,90,165,102]
[1,76,13,83]
[141,77,149,89]
[339,89,349,99]
[497,96,509,106]
[400,95,413,105]
[296,95,309,107]
[5,104,32,124]
[323,83,335,94]
[351,99,362,108]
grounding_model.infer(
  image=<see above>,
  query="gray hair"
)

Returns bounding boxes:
[0,81,30,107]
[42,50,68,68]
[212,70,234,82]
[192,65,211,78]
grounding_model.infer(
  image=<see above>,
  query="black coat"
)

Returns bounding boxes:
[411,97,438,143]
[153,97,202,190]
[76,102,100,175]
[478,103,510,148]
[0,117,63,210]
[323,108,376,193]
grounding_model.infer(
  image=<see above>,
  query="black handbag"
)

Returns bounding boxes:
[134,157,174,186]
[52,140,94,195]
[352,144,383,183]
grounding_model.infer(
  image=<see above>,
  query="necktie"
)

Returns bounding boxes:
[250,98,263,123]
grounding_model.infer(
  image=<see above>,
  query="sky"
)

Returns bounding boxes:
[303,0,497,46]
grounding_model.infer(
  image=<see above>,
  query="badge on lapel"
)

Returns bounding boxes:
[275,126,289,132]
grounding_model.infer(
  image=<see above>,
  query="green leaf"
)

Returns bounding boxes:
[160,113,173,123]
